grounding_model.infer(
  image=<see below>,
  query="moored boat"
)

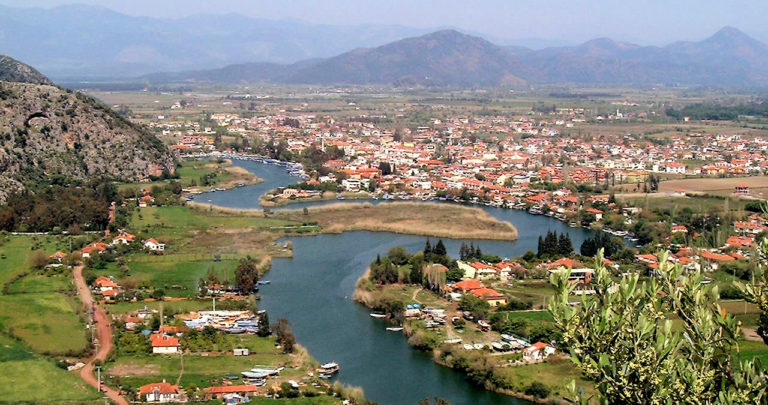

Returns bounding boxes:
[317,362,340,378]
[370,313,386,318]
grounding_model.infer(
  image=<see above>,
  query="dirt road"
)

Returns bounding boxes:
[73,265,128,405]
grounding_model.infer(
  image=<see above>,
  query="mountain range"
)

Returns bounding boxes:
[0,4,443,78]
[143,27,768,87]
[0,55,175,202]
[2,4,767,87]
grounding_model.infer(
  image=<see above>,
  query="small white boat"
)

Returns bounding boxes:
[370,313,386,318]
[386,327,404,332]
[317,362,340,378]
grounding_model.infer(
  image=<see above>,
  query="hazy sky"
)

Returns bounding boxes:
[2,0,767,44]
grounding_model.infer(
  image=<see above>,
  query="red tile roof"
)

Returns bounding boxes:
[453,279,484,291]
[139,381,179,395]
[150,333,180,347]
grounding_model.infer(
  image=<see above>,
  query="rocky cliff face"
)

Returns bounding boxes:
[0,81,175,202]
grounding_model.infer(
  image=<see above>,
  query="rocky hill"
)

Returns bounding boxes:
[0,55,53,85]
[0,63,175,202]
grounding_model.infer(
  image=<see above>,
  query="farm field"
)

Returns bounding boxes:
[498,356,596,400]
[0,292,88,354]
[106,336,312,389]
[658,176,768,197]
[6,273,74,294]
[615,194,748,214]
[98,258,240,298]
[0,235,64,288]
[0,335,100,403]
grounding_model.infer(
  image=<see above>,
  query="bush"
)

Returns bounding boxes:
[524,381,550,399]
[720,286,745,300]
[408,329,440,351]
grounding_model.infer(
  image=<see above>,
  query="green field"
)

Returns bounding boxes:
[108,258,239,298]
[0,293,88,354]
[131,206,298,251]
[0,335,100,403]
[616,195,747,214]
[106,336,308,389]
[499,356,595,399]
[6,273,74,294]
[0,236,65,288]
[106,299,217,315]
[118,160,226,192]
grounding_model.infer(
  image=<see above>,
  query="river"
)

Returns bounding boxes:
[190,159,599,405]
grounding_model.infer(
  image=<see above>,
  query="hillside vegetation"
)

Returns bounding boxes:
[0,81,175,202]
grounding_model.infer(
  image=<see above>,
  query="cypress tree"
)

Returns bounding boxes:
[434,240,447,256]
[424,239,432,255]
[559,233,573,255]
[537,235,544,257]
[459,242,468,260]
[410,263,423,285]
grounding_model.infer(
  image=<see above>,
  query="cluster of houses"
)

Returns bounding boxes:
[137,380,261,403]
[79,230,165,260]
[165,99,768,214]
[448,279,508,307]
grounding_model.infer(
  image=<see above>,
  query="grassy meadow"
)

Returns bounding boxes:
[0,335,100,403]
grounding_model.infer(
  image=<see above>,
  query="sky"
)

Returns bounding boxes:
[1,0,767,45]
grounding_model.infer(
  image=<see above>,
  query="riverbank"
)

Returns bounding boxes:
[186,159,264,193]
[353,270,592,404]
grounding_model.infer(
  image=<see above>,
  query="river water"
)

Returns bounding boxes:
[190,160,598,405]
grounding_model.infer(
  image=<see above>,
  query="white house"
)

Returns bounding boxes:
[144,238,166,252]
[138,381,182,403]
[151,333,180,354]
[665,162,686,174]
[523,342,556,361]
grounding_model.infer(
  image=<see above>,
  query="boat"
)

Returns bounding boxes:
[477,319,490,331]
[316,362,340,378]
[369,313,386,318]
[386,327,404,332]
[257,280,271,285]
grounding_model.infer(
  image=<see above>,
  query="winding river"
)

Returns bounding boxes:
[191,159,599,405]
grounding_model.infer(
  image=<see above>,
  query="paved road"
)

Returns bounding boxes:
[73,264,129,405]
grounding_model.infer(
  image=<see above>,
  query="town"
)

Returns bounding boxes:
[3,2,768,403]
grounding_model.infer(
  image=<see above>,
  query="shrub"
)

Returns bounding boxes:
[524,381,550,399]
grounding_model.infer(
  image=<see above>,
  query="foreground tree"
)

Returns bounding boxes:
[549,250,767,404]
[234,257,259,293]
[273,318,295,353]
